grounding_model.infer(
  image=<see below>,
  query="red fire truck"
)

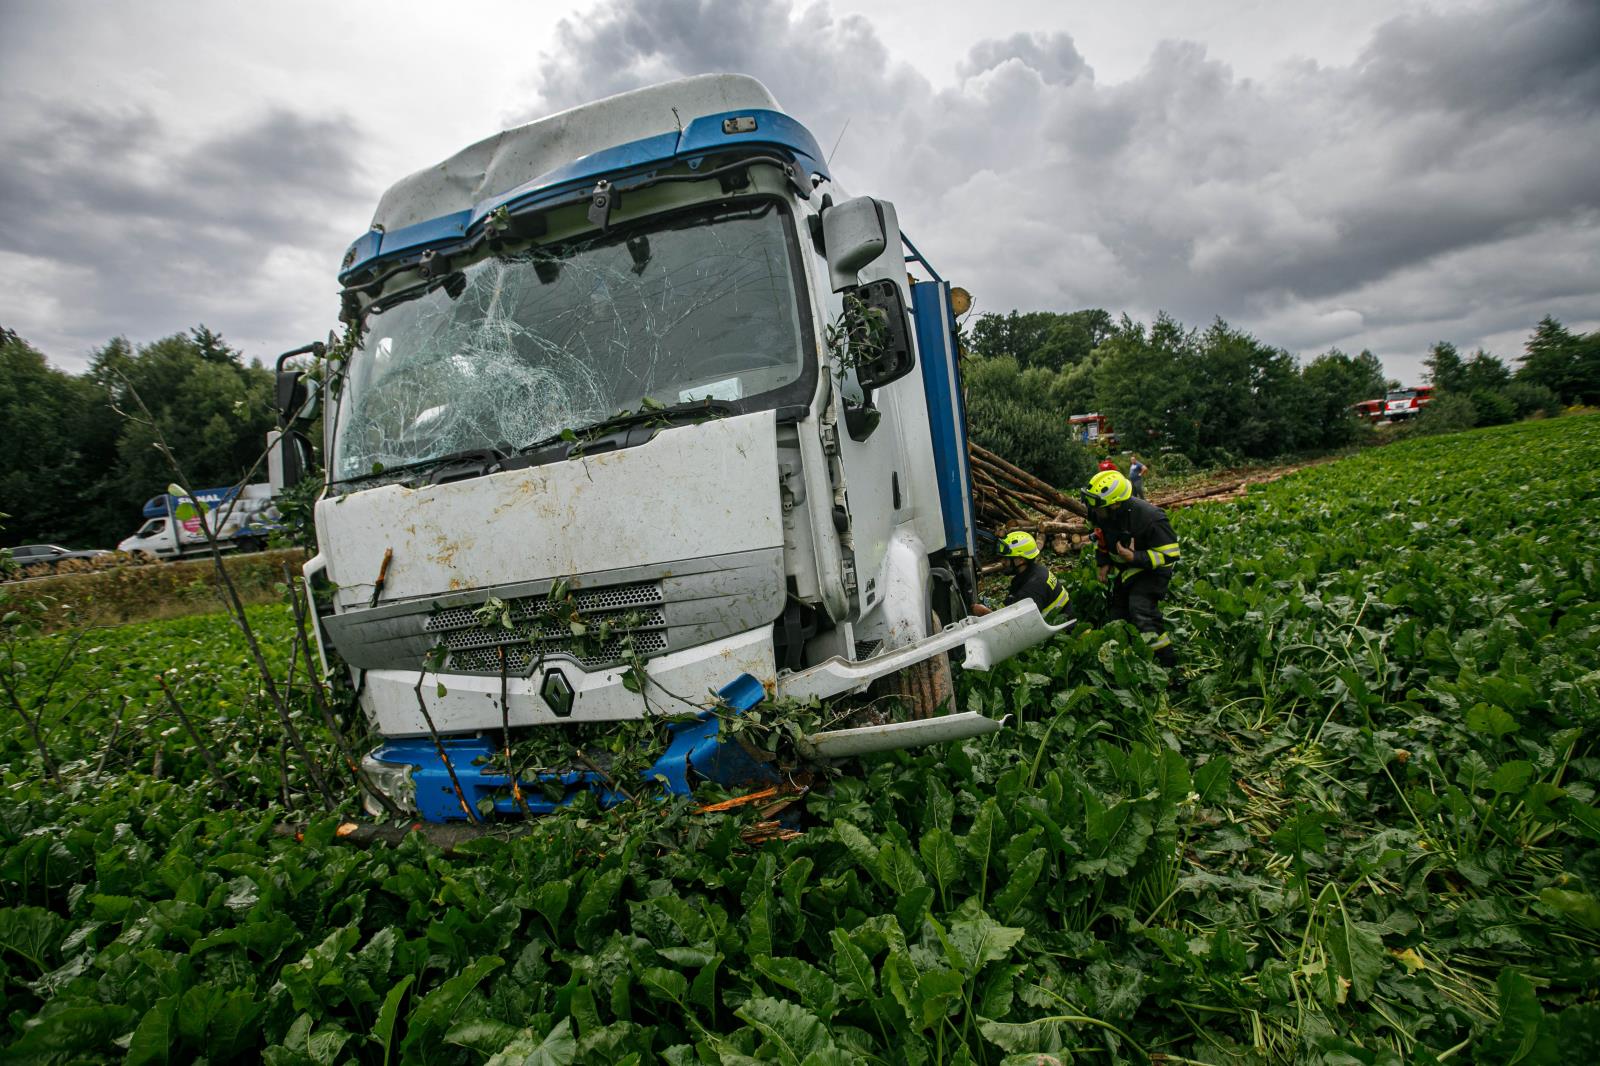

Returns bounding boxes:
[1068,413,1116,446]
[1353,386,1433,423]
[1353,398,1386,423]
[1382,386,1433,420]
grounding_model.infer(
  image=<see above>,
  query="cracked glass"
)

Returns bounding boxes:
[331,201,809,482]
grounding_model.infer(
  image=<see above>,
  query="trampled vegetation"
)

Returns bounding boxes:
[1,416,1597,1063]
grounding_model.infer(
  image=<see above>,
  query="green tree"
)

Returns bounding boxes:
[1470,388,1515,427]
[968,311,1059,367]
[1516,316,1600,405]
[0,332,120,547]
[1299,348,1388,449]
[1503,380,1560,419]
[1352,350,1390,398]
[1462,349,1511,393]
[1415,391,1478,433]
[1424,341,1467,392]
[2,322,322,552]
[97,329,275,528]
[1035,309,1115,371]
[1192,319,1311,460]
[963,355,1095,488]
[1051,354,1101,416]
[1092,313,1202,459]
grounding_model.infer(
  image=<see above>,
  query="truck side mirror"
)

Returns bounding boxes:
[848,278,915,390]
[275,342,325,427]
[822,196,888,292]
[268,429,314,493]
[276,370,309,425]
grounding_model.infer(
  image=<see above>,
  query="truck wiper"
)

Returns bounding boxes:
[516,399,734,456]
[338,446,507,486]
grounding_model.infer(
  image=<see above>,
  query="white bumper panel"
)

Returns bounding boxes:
[365,626,774,737]
[777,598,1063,704]
[798,712,1010,761]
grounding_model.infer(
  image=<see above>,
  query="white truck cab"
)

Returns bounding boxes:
[274,75,1064,820]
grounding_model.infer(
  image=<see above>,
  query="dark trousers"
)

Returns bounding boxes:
[1131,475,1145,498]
[1110,568,1175,667]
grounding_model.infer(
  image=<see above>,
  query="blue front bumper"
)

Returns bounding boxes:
[368,674,775,822]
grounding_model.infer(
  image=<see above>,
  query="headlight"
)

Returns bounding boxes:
[360,753,418,818]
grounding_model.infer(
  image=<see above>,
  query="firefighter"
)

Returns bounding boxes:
[971,531,1074,622]
[1082,470,1180,673]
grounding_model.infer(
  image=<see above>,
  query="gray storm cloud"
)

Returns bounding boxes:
[0,103,368,363]
[516,0,1600,378]
[1,0,1595,380]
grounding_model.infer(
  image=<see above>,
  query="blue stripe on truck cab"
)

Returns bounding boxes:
[912,280,976,555]
[341,110,832,282]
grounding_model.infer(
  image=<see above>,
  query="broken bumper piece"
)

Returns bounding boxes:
[796,711,1011,761]
[776,598,1061,761]
[778,598,1064,703]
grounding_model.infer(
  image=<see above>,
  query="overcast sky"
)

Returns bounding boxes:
[1,0,1596,384]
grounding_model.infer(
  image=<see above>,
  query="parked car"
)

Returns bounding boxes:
[8,544,113,571]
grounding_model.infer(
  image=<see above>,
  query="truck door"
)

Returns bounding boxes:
[815,201,917,622]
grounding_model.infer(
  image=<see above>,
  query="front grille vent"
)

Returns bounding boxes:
[424,581,666,673]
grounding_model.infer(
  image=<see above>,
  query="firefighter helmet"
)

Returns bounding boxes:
[999,531,1041,560]
[1084,470,1133,507]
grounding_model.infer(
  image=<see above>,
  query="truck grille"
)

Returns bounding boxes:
[424,581,667,672]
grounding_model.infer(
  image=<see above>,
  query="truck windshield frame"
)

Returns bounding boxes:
[329,197,816,486]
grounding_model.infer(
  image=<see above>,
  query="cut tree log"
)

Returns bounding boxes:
[964,442,1321,556]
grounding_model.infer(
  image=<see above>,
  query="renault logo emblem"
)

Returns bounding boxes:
[540,668,574,718]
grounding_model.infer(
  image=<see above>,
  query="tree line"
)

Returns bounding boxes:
[961,309,1597,488]
[1416,317,1598,432]
[2,309,1596,551]
[0,326,277,550]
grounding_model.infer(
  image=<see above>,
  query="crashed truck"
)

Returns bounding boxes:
[271,74,1065,821]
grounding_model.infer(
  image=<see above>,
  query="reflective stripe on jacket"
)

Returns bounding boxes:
[1092,498,1180,572]
[1005,560,1073,619]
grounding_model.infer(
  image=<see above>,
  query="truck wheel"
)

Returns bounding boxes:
[237,537,265,554]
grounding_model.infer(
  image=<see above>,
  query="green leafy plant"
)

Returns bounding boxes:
[1,415,1597,1063]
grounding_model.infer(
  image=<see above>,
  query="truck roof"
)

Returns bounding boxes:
[344,74,829,280]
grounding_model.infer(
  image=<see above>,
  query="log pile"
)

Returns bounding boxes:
[967,444,1324,568]
[969,444,1092,560]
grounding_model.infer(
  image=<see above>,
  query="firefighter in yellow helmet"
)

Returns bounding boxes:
[971,531,1074,622]
[1082,469,1181,673]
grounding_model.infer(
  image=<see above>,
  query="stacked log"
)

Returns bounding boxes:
[968,444,1093,570]
[966,444,1317,567]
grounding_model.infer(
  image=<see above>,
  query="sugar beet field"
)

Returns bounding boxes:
[2,416,1597,1064]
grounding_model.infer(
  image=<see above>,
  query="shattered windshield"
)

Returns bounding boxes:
[331,201,811,482]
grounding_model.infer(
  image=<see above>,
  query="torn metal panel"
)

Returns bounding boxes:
[317,411,785,608]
